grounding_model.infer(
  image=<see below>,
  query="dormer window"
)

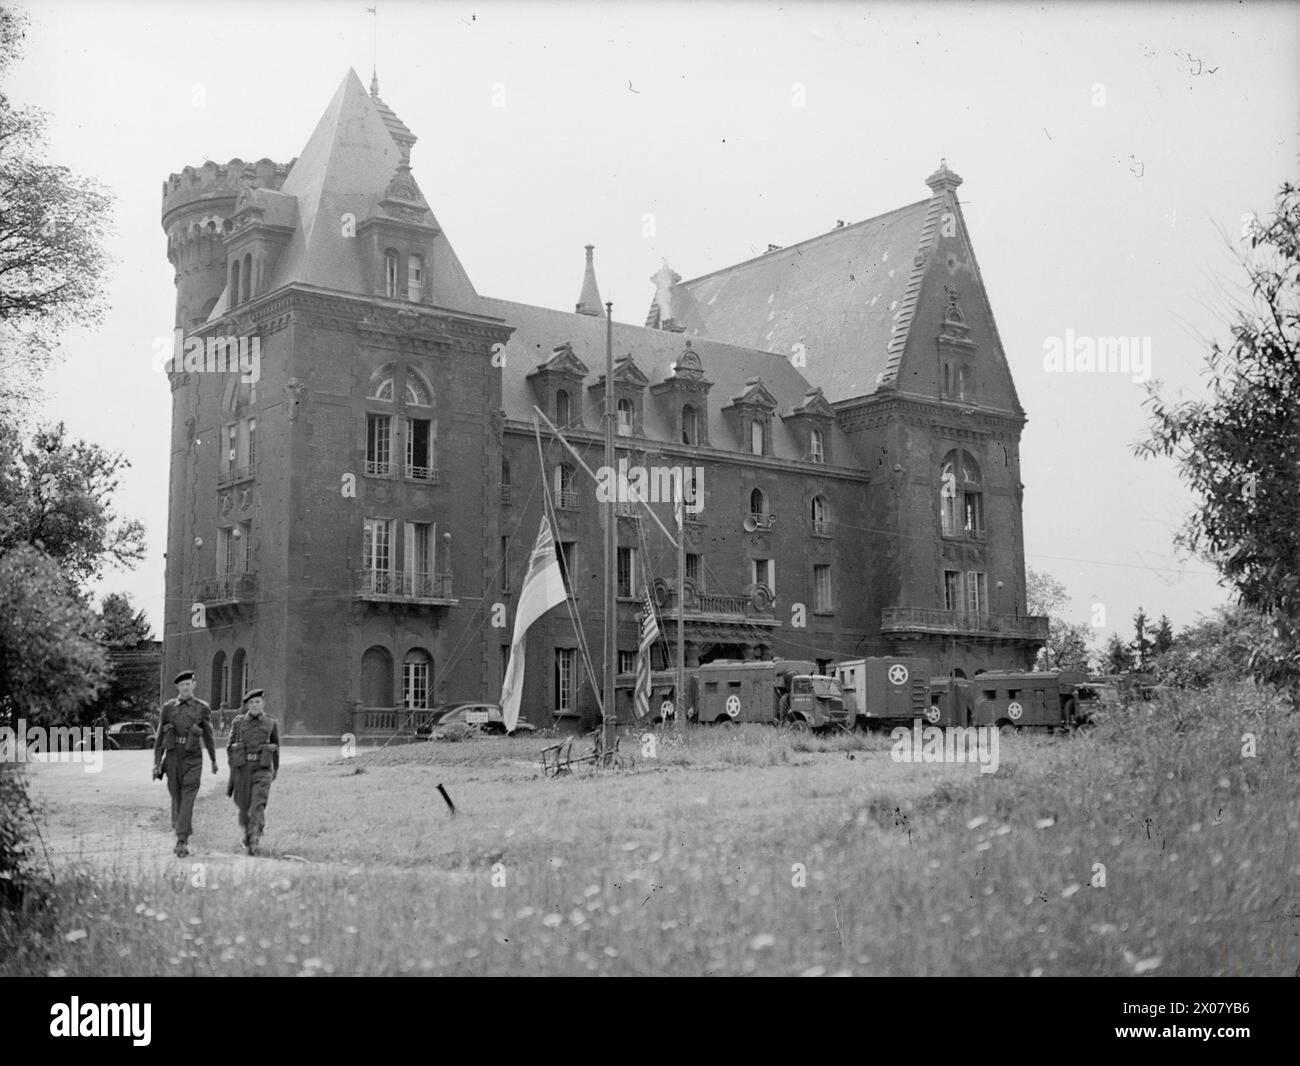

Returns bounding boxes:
[407,254,424,302]
[385,251,399,299]
[556,389,572,426]
[750,419,766,456]
[810,429,825,463]
[617,398,634,437]
[230,259,241,307]
[680,405,698,445]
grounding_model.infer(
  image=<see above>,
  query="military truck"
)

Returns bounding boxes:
[969,670,1091,729]
[927,676,972,727]
[833,657,932,729]
[690,660,849,730]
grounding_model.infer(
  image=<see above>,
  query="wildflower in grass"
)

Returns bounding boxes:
[995,825,1011,836]
[548,857,565,868]
[1035,817,1055,829]
[48,968,67,977]
[134,903,146,915]
[64,929,88,942]
[1062,884,1080,898]
[1029,967,1044,977]
[583,884,601,898]
[966,816,988,830]
[750,933,775,950]
[976,842,991,852]
[542,913,562,928]
[155,912,168,921]
[188,917,201,926]
[801,965,826,977]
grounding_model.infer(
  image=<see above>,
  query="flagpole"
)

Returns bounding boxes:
[602,301,616,756]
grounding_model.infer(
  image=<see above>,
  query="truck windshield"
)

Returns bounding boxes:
[807,678,839,696]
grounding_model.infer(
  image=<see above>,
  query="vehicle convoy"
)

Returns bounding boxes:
[833,657,932,729]
[969,670,1093,729]
[690,659,849,729]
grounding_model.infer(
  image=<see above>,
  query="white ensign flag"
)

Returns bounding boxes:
[499,517,568,733]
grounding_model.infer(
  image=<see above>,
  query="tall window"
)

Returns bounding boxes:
[618,650,636,675]
[749,488,768,523]
[555,464,577,509]
[617,546,637,598]
[682,404,699,446]
[218,527,237,575]
[212,651,227,709]
[554,648,577,712]
[944,570,962,611]
[230,260,241,307]
[241,254,252,303]
[751,557,774,593]
[367,414,392,475]
[966,571,987,615]
[685,553,701,586]
[363,518,394,592]
[407,254,423,302]
[226,424,238,472]
[940,450,983,538]
[385,251,399,298]
[404,521,436,596]
[617,398,634,437]
[810,428,825,463]
[500,457,512,503]
[247,418,256,467]
[750,418,765,455]
[813,564,832,611]
[500,537,511,592]
[405,417,434,479]
[403,649,431,709]
[556,541,576,594]
[236,521,251,572]
[811,495,829,534]
[556,389,572,426]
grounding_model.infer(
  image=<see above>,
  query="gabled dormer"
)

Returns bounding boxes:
[356,163,441,305]
[527,342,589,428]
[650,340,713,446]
[224,187,296,307]
[588,354,649,439]
[781,386,835,464]
[724,377,779,456]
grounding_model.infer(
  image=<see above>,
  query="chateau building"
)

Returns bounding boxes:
[160,70,1046,736]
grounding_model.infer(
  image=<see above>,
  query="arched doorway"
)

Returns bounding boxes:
[361,646,394,708]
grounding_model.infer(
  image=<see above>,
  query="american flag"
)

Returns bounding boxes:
[633,586,660,718]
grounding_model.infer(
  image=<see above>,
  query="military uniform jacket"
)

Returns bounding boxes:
[228,713,281,774]
[153,697,216,764]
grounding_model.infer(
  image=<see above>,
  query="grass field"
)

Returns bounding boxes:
[3,682,1296,976]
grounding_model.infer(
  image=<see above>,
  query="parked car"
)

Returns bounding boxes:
[105,720,156,749]
[421,703,537,736]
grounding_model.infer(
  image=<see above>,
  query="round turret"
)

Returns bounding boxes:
[161,157,293,329]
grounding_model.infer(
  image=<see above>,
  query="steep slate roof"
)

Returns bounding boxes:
[261,69,481,311]
[656,198,944,403]
[478,296,855,464]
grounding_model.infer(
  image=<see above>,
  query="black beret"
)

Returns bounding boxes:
[174,670,195,684]
[241,688,264,703]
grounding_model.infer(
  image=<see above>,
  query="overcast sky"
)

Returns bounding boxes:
[9,0,1297,644]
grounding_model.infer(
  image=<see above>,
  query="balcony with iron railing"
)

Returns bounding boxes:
[365,459,392,477]
[355,569,457,606]
[351,704,442,735]
[557,489,580,511]
[654,580,779,627]
[217,465,253,489]
[406,466,440,483]
[880,606,1048,642]
[195,572,257,609]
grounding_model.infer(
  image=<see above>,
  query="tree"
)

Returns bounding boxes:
[95,592,151,648]
[1154,604,1273,689]
[1028,568,1096,671]
[0,8,112,418]
[1026,568,1069,617]
[0,544,107,723]
[1101,632,1135,676]
[1152,614,1175,657]
[1132,607,1154,671]
[0,421,145,587]
[1137,182,1300,704]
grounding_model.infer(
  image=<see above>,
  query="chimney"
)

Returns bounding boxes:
[925,158,964,196]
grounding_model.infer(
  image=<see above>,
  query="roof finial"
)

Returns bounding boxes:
[371,69,380,98]
[575,244,603,316]
[926,158,963,195]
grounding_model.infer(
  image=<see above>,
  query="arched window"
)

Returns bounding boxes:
[556,389,572,426]
[810,428,825,463]
[229,259,241,307]
[407,254,424,302]
[402,648,432,709]
[750,419,765,455]
[682,404,699,446]
[362,646,394,708]
[749,488,768,522]
[230,648,247,705]
[211,651,227,708]
[940,449,984,538]
[241,253,252,303]
[384,250,399,298]
[617,398,634,437]
[405,369,432,407]
[811,495,829,534]
[368,364,396,401]
[555,463,577,508]
[957,365,968,401]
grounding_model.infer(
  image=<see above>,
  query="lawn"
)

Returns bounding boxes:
[3,683,1296,976]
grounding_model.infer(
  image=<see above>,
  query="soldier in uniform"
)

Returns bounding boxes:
[226,688,280,855]
[152,670,218,857]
